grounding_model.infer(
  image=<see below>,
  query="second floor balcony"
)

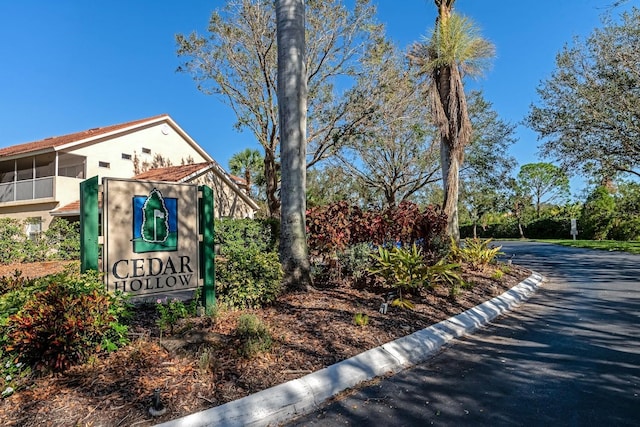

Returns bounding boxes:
[0,152,85,205]
[0,177,54,202]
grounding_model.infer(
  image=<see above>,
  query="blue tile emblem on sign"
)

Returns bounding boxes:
[132,188,178,253]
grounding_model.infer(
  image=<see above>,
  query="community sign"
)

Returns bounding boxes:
[102,178,200,297]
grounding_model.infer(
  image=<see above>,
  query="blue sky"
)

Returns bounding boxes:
[0,0,637,195]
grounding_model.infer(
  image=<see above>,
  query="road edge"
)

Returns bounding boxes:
[155,271,545,427]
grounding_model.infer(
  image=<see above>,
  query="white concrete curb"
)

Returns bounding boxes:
[155,272,544,427]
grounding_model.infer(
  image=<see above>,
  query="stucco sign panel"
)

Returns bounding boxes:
[103,178,200,296]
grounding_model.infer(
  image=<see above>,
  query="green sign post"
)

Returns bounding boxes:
[199,185,215,314]
[79,176,99,272]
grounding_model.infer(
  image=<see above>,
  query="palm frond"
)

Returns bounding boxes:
[408,13,494,79]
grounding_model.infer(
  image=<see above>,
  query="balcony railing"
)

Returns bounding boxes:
[0,177,54,203]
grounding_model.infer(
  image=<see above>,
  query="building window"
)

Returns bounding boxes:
[0,160,16,183]
[99,161,110,168]
[35,153,55,178]
[122,153,132,160]
[142,147,151,154]
[25,217,42,241]
[58,153,85,179]
[16,157,33,181]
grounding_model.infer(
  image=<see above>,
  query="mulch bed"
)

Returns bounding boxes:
[0,261,530,427]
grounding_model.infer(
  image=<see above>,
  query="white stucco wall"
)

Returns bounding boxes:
[70,122,209,181]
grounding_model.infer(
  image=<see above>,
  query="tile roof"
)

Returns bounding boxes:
[133,162,212,182]
[229,174,248,186]
[52,200,80,215]
[51,194,104,216]
[53,163,213,215]
[132,162,259,210]
[0,114,169,157]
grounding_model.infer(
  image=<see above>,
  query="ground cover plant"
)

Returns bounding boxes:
[0,215,530,426]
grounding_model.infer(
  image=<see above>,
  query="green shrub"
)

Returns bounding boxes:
[156,297,188,335]
[337,243,374,281]
[525,218,572,239]
[197,347,215,373]
[461,218,577,240]
[449,282,461,299]
[215,218,278,254]
[493,221,522,238]
[0,273,37,396]
[0,270,39,298]
[368,245,464,302]
[0,273,47,352]
[20,237,47,264]
[425,258,465,289]
[188,286,203,316]
[580,186,616,240]
[216,247,283,308]
[235,314,272,358]
[155,288,202,335]
[44,218,80,260]
[460,221,521,239]
[368,245,429,297]
[0,218,28,264]
[8,218,47,263]
[5,271,131,373]
[609,217,640,241]
[450,238,503,270]
[0,218,80,264]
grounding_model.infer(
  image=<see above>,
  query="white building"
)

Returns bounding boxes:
[0,114,258,234]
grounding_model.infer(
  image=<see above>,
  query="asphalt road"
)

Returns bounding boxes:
[285,241,640,426]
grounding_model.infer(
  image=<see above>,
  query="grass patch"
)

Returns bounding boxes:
[541,239,640,254]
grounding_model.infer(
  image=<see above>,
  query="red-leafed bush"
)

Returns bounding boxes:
[306,201,361,258]
[307,201,448,261]
[6,271,130,373]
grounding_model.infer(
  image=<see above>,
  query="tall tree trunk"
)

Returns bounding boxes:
[276,0,312,290]
[244,169,252,196]
[264,152,280,217]
[430,0,470,243]
[385,185,396,208]
[518,220,525,239]
[441,138,461,241]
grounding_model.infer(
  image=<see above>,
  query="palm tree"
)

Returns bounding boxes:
[276,0,312,290]
[229,148,263,196]
[409,0,494,241]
